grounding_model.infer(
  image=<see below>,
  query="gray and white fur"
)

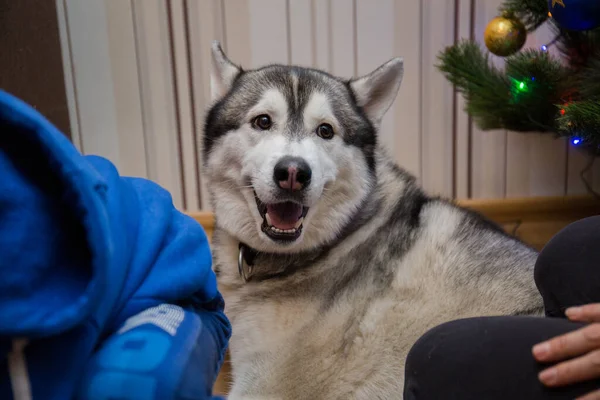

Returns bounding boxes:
[202,41,543,400]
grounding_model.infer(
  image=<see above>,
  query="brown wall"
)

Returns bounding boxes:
[0,0,71,139]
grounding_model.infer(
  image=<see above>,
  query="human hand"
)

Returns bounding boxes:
[532,304,600,400]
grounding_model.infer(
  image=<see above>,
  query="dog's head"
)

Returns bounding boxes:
[203,42,403,253]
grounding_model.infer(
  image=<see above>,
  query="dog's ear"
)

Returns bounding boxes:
[210,41,241,102]
[349,57,403,128]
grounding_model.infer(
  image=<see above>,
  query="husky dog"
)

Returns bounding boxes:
[202,41,543,399]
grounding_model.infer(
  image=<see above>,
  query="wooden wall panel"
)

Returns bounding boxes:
[506,133,531,196]
[248,0,289,66]
[330,0,355,78]
[507,134,568,196]
[567,146,592,195]
[355,0,397,166]
[131,0,184,209]
[312,0,332,71]
[455,0,473,199]
[505,21,569,198]
[420,0,455,197]
[57,0,596,211]
[471,0,507,199]
[567,142,600,195]
[392,0,422,180]
[56,0,82,149]
[104,0,148,179]
[222,0,251,67]
[186,0,227,210]
[167,0,201,210]
[60,0,120,164]
[289,0,314,67]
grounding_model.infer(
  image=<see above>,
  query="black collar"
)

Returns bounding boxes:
[237,241,321,283]
[237,241,329,283]
[233,192,387,284]
[238,242,259,282]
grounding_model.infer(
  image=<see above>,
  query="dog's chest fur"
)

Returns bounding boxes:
[212,165,541,400]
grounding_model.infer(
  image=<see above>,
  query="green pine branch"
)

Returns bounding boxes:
[499,0,549,31]
[577,52,600,99]
[557,101,600,145]
[437,41,511,130]
[437,0,600,155]
[504,49,567,131]
[555,45,600,147]
[437,41,566,132]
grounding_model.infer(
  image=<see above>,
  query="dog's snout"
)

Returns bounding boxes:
[273,156,311,192]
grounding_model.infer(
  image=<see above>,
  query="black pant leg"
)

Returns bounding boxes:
[404,216,600,399]
[403,316,598,400]
[535,216,600,318]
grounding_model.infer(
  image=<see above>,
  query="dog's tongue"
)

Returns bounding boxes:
[267,202,303,230]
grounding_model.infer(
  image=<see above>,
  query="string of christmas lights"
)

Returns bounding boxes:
[437,0,600,155]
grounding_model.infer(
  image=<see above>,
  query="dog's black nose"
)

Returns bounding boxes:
[273,156,312,192]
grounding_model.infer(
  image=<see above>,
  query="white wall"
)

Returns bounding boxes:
[57,0,600,211]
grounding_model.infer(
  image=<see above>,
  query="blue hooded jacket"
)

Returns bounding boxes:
[0,90,230,399]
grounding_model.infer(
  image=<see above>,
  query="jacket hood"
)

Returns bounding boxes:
[0,90,111,337]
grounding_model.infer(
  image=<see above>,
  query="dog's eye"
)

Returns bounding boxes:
[316,123,334,140]
[252,114,272,130]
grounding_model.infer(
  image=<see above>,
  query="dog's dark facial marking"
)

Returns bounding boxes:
[203,64,378,171]
[205,47,404,253]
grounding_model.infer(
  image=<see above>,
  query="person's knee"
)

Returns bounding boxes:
[405,316,589,399]
[405,318,498,399]
[535,216,600,281]
[405,318,484,380]
[405,316,552,380]
[406,320,455,371]
[534,216,600,315]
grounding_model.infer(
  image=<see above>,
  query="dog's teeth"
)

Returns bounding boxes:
[266,213,272,226]
[268,226,300,234]
[294,218,304,229]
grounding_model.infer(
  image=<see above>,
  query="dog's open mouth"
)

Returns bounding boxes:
[255,193,309,242]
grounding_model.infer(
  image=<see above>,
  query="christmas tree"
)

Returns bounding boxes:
[438,0,600,155]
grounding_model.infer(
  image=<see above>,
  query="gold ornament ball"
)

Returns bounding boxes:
[484,15,527,57]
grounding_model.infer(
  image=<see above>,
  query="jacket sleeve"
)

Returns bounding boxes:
[76,304,229,400]
[76,156,231,400]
